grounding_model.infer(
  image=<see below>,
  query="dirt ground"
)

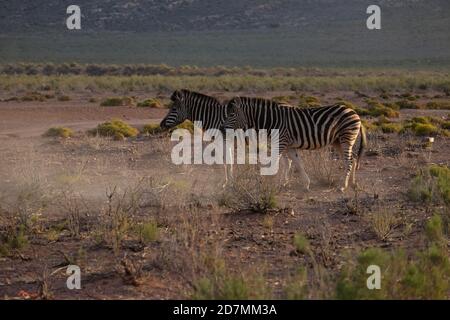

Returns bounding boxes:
[0,92,448,299]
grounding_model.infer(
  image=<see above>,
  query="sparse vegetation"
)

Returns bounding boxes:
[192,260,270,300]
[408,165,450,205]
[219,166,278,213]
[43,127,74,138]
[90,119,139,138]
[100,97,135,107]
[142,123,162,135]
[135,220,159,243]
[137,98,164,108]
[336,214,449,299]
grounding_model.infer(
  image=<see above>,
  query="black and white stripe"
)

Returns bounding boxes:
[222,97,367,190]
[160,89,227,131]
[160,89,234,184]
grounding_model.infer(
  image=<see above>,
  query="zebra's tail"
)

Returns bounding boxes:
[356,124,367,170]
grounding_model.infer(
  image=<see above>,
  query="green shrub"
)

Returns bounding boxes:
[380,123,403,134]
[298,95,320,108]
[100,97,135,107]
[90,119,139,138]
[135,220,159,243]
[425,214,445,245]
[408,165,450,205]
[100,97,123,106]
[293,233,310,254]
[142,123,162,135]
[192,263,270,300]
[360,119,379,132]
[0,224,29,256]
[336,244,450,299]
[365,100,400,118]
[174,120,194,134]
[43,127,74,138]
[285,267,309,299]
[412,123,439,136]
[137,98,163,108]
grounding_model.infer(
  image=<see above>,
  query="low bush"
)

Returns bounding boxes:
[408,165,450,205]
[142,123,162,135]
[137,98,163,108]
[218,166,278,213]
[380,123,403,134]
[192,261,270,299]
[21,92,46,102]
[90,119,139,138]
[43,127,74,138]
[135,220,159,243]
[100,96,135,107]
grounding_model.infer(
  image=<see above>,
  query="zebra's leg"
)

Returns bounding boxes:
[287,149,310,191]
[222,145,234,188]
[223,164,228,188]
[340,142,355,192]
[281,154,292,186]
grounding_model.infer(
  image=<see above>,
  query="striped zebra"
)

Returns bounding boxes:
[160,89,233,184]
[221,97,367,191]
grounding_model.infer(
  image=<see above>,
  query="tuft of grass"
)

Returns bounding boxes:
[43,127,74,138]
[135,220,159,243]
[192,262,270,300]
[285,267,309,299]
[219,166,278,213]
[100,96,135,107]
[368,210,399,241]
[298,95,321,108]
[137,98,164,108]
[0,224,29,256]
[364,100,400,118]
[336,245,450,299]
[412,123,439,136]
[425,214,445,245]
[380,123,403,134]
[90,119,139,138]
[293,233,311,254]
[408,165,450,205]
[142,123,162,135]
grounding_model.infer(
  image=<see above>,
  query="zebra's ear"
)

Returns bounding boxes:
[170,90,183,102]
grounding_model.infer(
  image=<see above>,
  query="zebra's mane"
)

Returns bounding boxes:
[181,89,222,106]
[236,96,293,108]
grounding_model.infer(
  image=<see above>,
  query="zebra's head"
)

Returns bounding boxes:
[160,90,189,129]
[221,97,247,132]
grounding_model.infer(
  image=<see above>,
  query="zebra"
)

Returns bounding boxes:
[160,89,233,184]
[221,97,367,191]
